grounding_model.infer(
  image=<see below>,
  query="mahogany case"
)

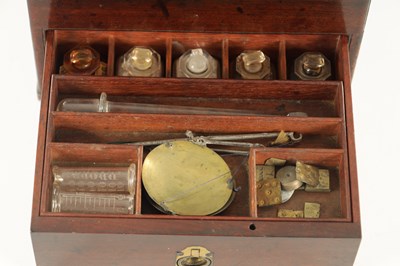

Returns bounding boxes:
[28,1,370,265]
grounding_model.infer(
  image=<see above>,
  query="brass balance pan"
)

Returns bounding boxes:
[142,141,234,216]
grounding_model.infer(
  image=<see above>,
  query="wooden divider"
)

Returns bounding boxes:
[251,148,350,221]
[40,143,143,215]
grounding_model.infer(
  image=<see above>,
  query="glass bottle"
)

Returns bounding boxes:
[236,50,274,79]
[174,48,220,78]
[117,46,162,77]
[293,52,331,80]
[59,45,107,76]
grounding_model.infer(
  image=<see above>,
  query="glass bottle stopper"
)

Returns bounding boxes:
[242,50,266,73]
[294,52,331,80]
[62,45,101,75]
[186,49,208,74]
[302,54,325,76]
[69,48,95,70]
[129,47,153,71]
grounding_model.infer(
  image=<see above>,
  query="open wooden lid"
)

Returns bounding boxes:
[28,0,370,85]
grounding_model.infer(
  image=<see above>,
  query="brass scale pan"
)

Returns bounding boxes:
[142,141,236,216]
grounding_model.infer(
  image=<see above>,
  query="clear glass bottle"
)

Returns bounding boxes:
[293,52,331,80]
[174,48,220,78]
[117,46,162,77]
[52,164,136,194]
[236,50,274,79]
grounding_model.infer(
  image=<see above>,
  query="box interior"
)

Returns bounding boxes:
[37,30,353,227]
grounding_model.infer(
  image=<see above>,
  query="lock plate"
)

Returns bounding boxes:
[176,246,213,266]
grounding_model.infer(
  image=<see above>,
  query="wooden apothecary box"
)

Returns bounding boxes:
[28,1,370,265]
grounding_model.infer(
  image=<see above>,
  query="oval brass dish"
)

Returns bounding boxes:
[142,141,233,216]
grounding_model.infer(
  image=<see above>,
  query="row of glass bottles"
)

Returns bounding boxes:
[60,45,331,80]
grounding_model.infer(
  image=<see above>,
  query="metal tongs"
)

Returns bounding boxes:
[131,130,302,154]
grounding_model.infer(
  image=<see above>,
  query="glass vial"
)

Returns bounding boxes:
[236,50,274,79]
[52,164,136,194]
[52,187,134,214]
[59,45,107,76]
[174,48,220,78]
[117,46,163,77]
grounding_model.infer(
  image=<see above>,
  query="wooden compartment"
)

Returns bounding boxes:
[28,0,369,264]
[112,32,169,77]
[251,148,350,221]
[40,143,142,216]
[50,113,343,148]
[45,71,347,152]
[140,153,251,217]
[50,75,345,117]
[285,35,340,80]
[227,36,281,79]
[171,35,226,78]
[53,31,112,76]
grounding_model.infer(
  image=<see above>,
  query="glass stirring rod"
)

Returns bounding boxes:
[57,92,307,117]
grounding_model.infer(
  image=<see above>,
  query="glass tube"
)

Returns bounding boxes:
[52,187,134,214]
[52,164,136,194]
[57,92,275,116]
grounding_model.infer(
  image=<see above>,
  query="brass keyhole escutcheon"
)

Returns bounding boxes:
[180,257,208,266]
[176,246,213,266]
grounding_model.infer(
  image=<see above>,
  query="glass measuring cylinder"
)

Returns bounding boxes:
[52,188,134,214]
[52,164,136,194]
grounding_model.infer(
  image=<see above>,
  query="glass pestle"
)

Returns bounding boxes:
[57,92,283,116]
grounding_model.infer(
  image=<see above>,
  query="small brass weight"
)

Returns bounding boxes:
[176,246,213,266]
